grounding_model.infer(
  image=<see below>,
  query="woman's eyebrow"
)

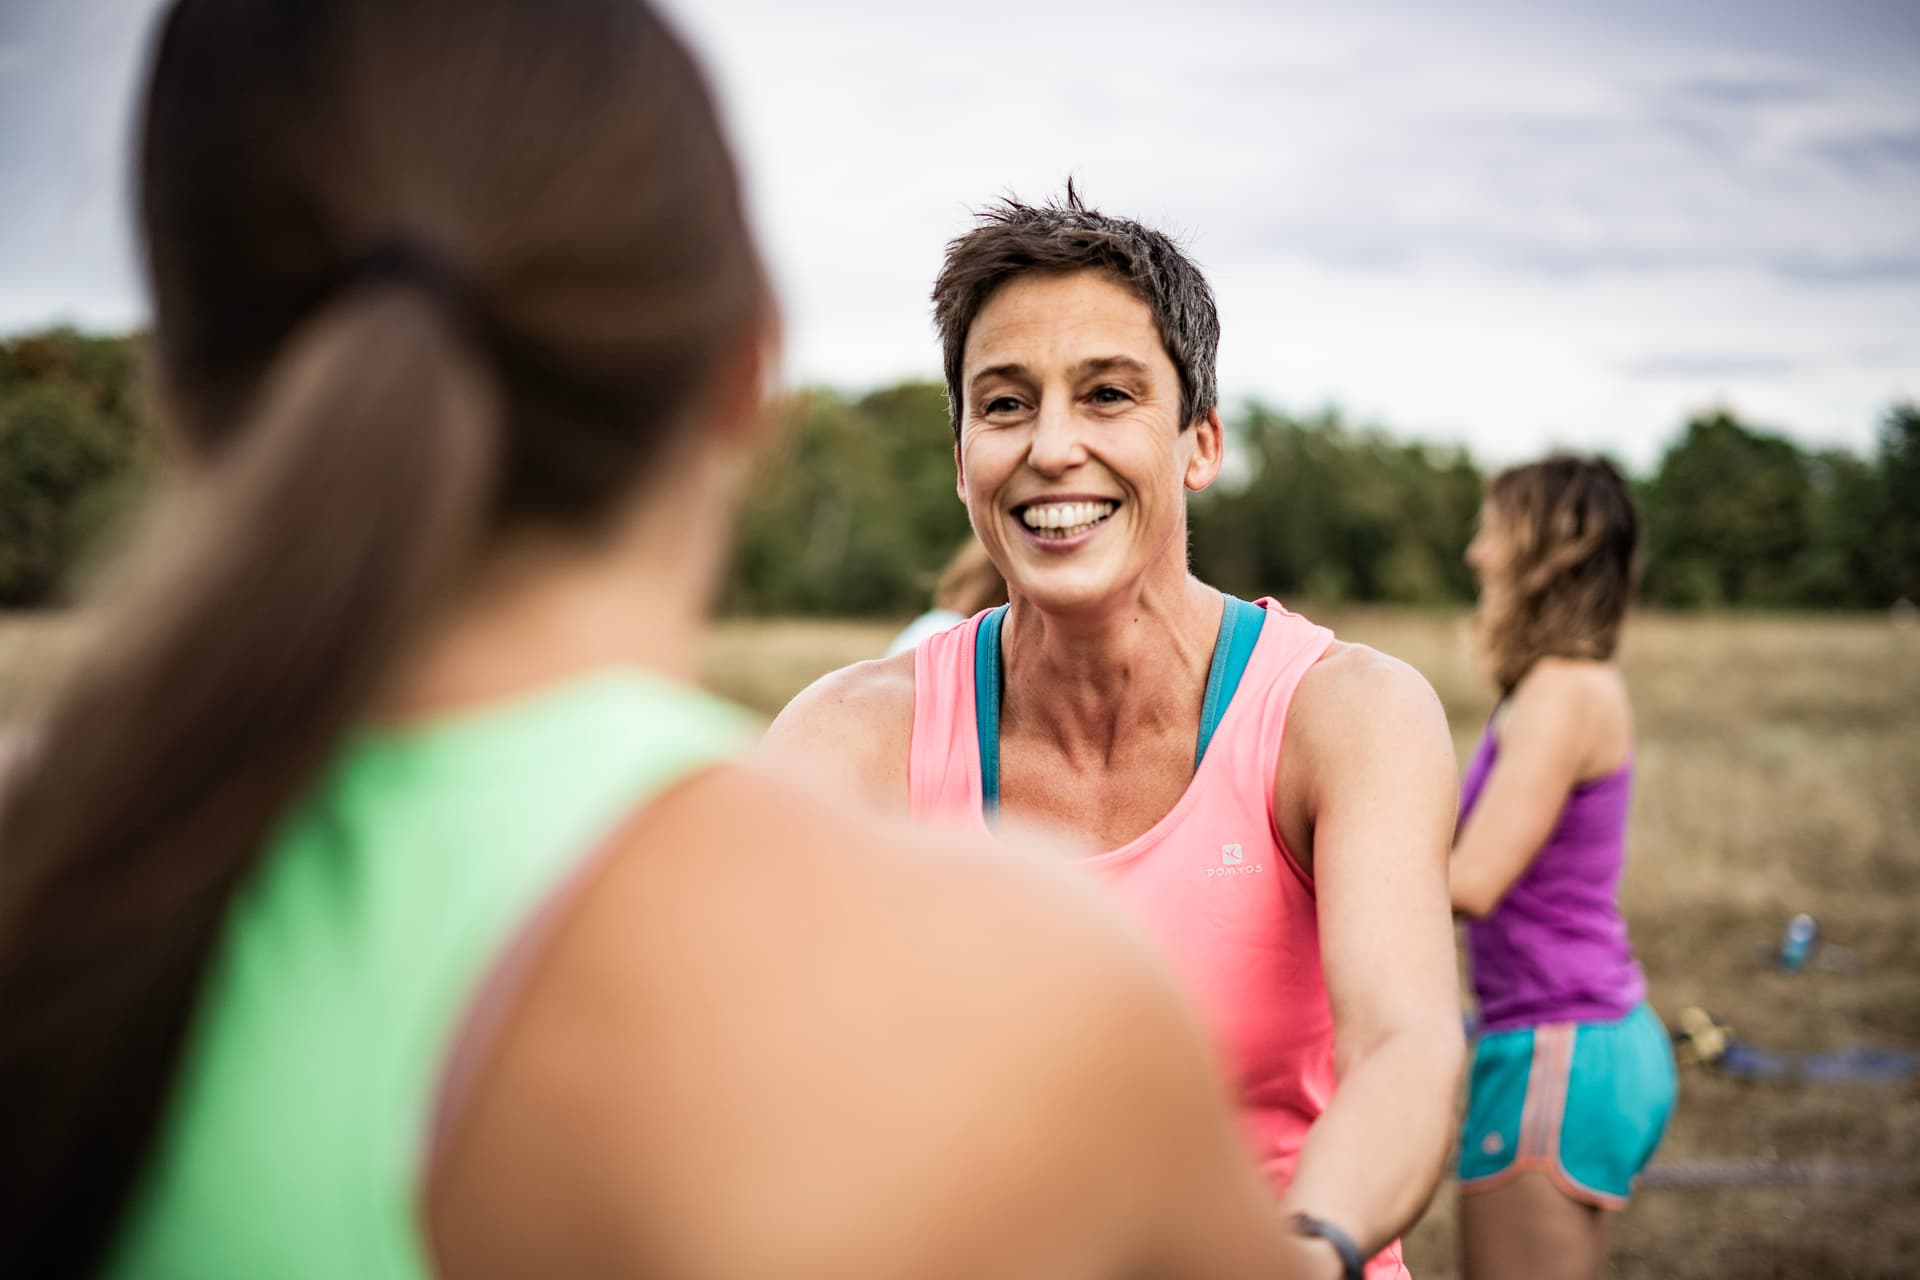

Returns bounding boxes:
[1071,355,1151,379]
[968,362,1030,396]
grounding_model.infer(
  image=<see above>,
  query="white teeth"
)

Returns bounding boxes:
[1020,500,1116,532]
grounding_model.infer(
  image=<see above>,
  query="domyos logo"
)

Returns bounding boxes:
[1205,842,1265,877]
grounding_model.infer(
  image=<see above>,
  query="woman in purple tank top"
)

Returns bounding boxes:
[1448,457,1676,1280]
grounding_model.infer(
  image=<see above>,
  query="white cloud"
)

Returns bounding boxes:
[2,0,1914,468]
[654,0,1919,467]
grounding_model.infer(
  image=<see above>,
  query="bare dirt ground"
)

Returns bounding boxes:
[5,607,1916,1277]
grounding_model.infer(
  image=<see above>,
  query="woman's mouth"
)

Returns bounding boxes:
[1017,499,1119,541]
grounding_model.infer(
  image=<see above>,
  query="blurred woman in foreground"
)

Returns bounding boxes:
[0,3,1318,1276]
[1449,457,1676,1280]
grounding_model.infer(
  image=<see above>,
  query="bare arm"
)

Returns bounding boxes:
[1101,950,1345,1280]
[428,765,1331,1279]
[756,652,914,808]
[1273,646,1466,1258]
[1450,663,1609,919]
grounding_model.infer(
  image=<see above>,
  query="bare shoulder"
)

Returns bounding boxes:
[1273,642,1454,867]
[1289,639,1451,756]
[764,648,917,738]
[757,649,916,805]
[1512,655,1627,718]
[1507,657,1631,774]
[432,762,1227,1278]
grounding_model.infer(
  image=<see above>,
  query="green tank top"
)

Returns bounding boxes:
[107,669,751,1279]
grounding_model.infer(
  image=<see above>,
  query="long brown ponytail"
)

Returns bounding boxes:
[0,0,765,1271]
[0,286,500,1267]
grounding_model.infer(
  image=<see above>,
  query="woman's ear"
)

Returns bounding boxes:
[708,309,783,446]
[1184,406,1225,493]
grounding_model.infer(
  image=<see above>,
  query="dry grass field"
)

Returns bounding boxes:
[709,608,1920,1280]
[3,607,1916,1277]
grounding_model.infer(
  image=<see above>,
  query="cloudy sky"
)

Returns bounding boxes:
[2,0,1916,467]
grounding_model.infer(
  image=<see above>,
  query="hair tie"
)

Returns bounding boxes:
[335,237,473,325]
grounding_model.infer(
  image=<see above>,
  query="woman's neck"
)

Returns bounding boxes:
[1000,571,1224,759]
[372,462,729,725]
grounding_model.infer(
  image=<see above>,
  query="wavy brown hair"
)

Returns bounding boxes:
[0,0,765,1271]
[1473,455,1641,694]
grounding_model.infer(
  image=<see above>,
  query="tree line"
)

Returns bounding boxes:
[3,327,1914,613]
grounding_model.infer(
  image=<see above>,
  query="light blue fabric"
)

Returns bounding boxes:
[974,604,1008,824]
[1458,1003,1675,1205]
[1194,595,1266,767]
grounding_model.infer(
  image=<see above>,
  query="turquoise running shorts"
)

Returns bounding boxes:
[1457,1003,1676,1209]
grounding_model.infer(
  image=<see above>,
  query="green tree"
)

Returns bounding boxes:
[0,330,151,606]
[1877,402,1920,603]
[726,382,971,614]
[1643,411,1814,607]
[1191,405,1480,606]
[1797,448,1884,607]
[3,324,1906,618]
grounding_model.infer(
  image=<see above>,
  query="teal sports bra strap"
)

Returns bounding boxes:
[976,595,1264,820]
[974,604,1009,824]
[1195,594,1267,768]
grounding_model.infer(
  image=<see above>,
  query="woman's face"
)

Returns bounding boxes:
[953,269,1221,615]
[1466,501,1514,593]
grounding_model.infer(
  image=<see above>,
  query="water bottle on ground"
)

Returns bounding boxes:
[1778,913,1818,971]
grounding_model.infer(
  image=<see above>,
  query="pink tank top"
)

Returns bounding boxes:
[908,599,1409,1280]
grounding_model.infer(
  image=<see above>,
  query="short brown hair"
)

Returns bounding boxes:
[931,182,1219,439]
[1475,455,1641,693]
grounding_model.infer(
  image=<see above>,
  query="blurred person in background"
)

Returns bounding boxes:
[765,188,1465,1280]
[1449,456,1676,1280]
[884,536,1007,657]
[0,3,1349,1276]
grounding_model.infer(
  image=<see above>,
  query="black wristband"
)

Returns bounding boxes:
[1289,1212,1365,1280]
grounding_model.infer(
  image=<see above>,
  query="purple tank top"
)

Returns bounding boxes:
[1459,720,1646,1031]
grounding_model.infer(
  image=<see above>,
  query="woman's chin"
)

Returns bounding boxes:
[1006,563,1132,617]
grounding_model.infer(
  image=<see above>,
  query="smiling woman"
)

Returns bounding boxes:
[0,9,1340,1279]
[765,186,1469,1280]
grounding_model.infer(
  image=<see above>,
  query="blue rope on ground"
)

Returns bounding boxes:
[1716,1041,1918,1085]
[1669,1007,1918,1085]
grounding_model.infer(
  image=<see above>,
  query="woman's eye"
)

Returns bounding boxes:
[986,396,1022,415]
[1091,386,1130,405]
